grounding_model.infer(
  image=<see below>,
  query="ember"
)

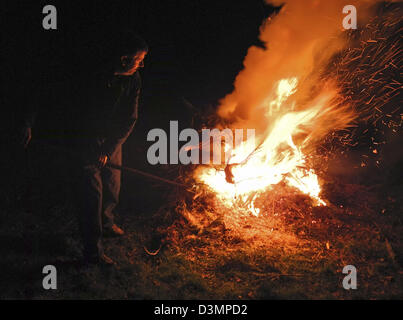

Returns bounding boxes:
[195,77,333,213]
[191,0,401,220]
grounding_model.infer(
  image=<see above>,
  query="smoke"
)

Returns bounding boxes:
[217,0,385,139]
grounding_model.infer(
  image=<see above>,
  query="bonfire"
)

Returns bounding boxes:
[156,1,402,251]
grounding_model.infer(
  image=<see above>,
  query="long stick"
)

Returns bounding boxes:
[31,140,190,189]
[107,162,187,188]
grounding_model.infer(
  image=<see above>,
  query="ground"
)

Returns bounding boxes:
[0,149,402,300]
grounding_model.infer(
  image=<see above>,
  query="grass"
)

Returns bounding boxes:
[0,152,402,300]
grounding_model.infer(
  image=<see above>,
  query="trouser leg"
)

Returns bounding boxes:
[102,146,122,228]
[79,165,104,258]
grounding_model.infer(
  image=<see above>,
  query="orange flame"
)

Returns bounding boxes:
[195,78,331,214]
[194,0,381,215]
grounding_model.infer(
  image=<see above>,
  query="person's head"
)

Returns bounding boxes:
[114,33,148,76]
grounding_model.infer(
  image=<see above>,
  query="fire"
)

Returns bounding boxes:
[195,78,329,215]
[192,0,384,216]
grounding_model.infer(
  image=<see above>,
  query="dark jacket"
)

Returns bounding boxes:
[100,72,142,158]
[77,70,142,160]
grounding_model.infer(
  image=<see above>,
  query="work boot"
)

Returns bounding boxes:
[103,224,125,237]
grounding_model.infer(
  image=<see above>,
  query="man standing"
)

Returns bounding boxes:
[79,35,148,265]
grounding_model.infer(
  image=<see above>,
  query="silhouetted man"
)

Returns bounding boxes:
[20,31,148,266]
[79,35,148,265]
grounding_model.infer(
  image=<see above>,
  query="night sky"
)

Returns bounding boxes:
[4,0,277,135]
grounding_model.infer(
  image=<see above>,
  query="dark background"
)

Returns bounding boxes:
[4,0,276,132]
